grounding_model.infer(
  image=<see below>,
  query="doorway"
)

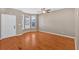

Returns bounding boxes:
[1,14,16,39]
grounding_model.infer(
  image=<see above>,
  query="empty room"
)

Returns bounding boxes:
[0,8,76,50]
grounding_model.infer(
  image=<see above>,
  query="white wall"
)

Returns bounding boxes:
[39,8,75,37]
[75,9,79,50]
[0,16,1,38]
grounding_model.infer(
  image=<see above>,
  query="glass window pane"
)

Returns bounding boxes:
[24,16,30,29]
[31,16,36,28]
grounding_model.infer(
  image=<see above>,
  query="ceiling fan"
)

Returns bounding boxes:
[40,8,52,14]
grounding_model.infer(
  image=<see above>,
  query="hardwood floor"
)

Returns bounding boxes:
[0,32,75,50]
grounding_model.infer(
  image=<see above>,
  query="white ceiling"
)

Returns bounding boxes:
[15,8,63,14]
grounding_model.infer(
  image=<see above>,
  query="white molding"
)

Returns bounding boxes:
[41,31,76,50]
[0,31,75,40]
[75,37,77,50]
[40,31,75,39]
[0,30,36,40]
[0,30,34,40]
[0,34,22,40]
[74,8,78,50]
[40,31,76,49]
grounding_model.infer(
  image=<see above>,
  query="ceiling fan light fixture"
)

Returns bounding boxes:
[41,8,51,14]
[42,10,46,13]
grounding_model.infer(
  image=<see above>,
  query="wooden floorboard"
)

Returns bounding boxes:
[0,32,75,50]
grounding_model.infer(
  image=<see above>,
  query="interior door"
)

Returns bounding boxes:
[1,14,16,39]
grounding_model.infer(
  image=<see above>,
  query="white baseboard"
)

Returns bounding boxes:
[0,31,75,40]
[40,31,76,50]
[0,34,22,40]
[0,31,31,40]
[40,31,75,39]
